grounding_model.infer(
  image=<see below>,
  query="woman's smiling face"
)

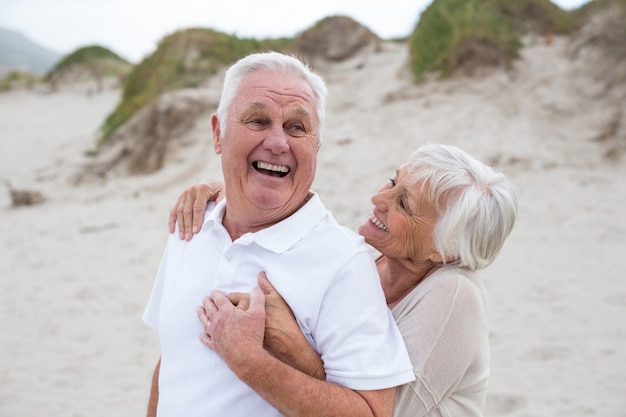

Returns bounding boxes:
[358,163,441,264]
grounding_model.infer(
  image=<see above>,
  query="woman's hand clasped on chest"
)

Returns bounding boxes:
[215,272,326,380]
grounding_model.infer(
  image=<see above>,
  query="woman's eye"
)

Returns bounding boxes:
[389,178,396,187]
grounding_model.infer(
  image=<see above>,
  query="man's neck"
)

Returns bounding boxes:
[222,192,314,241]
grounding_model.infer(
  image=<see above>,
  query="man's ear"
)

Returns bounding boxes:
[211,114,222,154]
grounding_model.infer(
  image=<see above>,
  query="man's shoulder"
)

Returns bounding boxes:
[313,220,367,248]
[293,193,369,252]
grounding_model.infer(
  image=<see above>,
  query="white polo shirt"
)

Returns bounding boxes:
[143,193,414,417]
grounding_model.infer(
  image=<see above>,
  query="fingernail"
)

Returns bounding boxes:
[192,226,199,233]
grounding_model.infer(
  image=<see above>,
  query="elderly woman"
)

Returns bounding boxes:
[170,143,517,417]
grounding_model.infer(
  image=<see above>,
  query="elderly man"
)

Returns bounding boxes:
[143,52,414,417]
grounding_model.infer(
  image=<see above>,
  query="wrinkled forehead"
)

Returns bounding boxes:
[398,163,433,202]
[237,70,317,108]
[397,163,415,181]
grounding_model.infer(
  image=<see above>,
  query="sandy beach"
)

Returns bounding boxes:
[1,37,625,417]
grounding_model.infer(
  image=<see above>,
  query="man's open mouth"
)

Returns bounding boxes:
[253,161,290,178]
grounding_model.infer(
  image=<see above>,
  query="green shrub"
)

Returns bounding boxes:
[98,28,293,145]
[498,0,577,34]
[46,45,129,80]
[0,70,41,91]
[409,0,576,80]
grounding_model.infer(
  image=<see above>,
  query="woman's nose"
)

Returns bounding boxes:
[371,190,388,211]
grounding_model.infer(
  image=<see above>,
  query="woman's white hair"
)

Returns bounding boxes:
[216,51,328,144]
[408,144,518,270]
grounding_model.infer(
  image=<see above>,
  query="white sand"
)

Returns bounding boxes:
[1,38,625,417]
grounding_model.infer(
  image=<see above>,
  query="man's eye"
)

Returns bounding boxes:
[245,118,267,129]
[286,124,307,136]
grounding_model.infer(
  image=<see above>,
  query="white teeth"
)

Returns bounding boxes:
[369,214,389,232]
[257,161,289,173]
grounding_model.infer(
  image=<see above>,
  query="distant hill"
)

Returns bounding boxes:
[0,26,61,76]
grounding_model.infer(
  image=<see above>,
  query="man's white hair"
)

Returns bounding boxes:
[216,51,328,144]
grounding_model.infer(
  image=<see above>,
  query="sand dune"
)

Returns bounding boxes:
[0,37,624,417]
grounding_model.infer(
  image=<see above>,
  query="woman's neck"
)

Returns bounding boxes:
[377,256,440,309]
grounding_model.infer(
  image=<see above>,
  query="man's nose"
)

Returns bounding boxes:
[263,127,290,154]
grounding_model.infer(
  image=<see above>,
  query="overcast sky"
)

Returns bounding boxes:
[0,0,591,63]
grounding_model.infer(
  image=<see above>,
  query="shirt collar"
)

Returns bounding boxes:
[202,193,327,254]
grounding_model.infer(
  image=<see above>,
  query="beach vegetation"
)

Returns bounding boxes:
[45,45,131,85]
[0,70,41,91]
[292,15,380,61]
[98,28,292,146]
[408,0,577,80]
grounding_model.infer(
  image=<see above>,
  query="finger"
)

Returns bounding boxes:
[257,272,275,295]
[169,195,186,237]
[182,194,197,241]
[216,189,225,203]
[206,179,225,202]
[248,286,266,315]
[192,185,210,234]
[197,306,211,330]
[226,292,250,310]
[176,196,188,240]
[168,202,178,234]
[199,332,213,349]
[210,289,231,309]
[202,295,219,319]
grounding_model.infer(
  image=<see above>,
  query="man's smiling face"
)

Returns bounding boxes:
[212,69,320,230]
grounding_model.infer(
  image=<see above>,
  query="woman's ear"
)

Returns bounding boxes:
[429,251,444,264]
[428,243,445,264]
[211,114,222,154]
